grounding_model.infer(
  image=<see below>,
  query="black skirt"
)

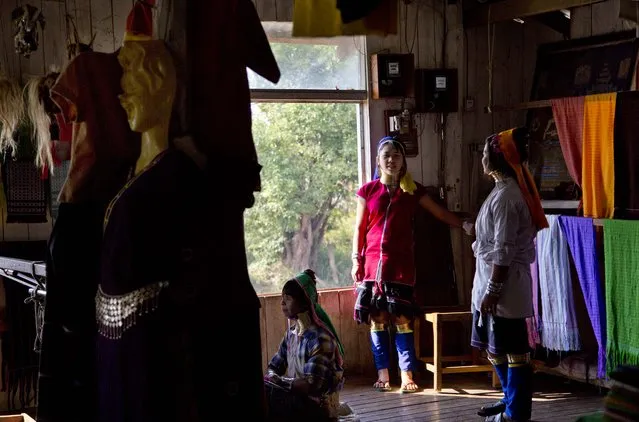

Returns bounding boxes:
[471,311,531,356]
[354,281,417,324]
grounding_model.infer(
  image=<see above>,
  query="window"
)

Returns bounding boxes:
[248,22,365,91]
[246,22,368,294]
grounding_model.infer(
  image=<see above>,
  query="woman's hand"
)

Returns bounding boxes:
[480,293,499,314]
[351,261,361,283]
[264,370,279,384]
[462,221,475,236]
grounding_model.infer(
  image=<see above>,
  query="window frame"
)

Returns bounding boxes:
[251,90,370,184]
[249,30,371,184]
[246,28,371,292]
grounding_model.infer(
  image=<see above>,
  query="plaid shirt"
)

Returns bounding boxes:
[268,322,343,396]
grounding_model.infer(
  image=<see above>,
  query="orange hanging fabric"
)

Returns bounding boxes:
[582,93,616,218]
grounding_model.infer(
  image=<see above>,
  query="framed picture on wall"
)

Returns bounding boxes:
[383,109,419,157]
[526,30,639,201]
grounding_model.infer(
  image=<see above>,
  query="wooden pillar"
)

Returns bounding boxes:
[432,313,443,391]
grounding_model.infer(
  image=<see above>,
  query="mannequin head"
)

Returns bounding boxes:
[118,40,176,134]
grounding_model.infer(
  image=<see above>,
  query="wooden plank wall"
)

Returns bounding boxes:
[251,0,457,199]
[251,0,577,306]
[461,0,634,298]
[0,0,134,243]
[462,0,635,203]
[461,1,633,202]
[252,0,474,304]
[461,20,563,300]
[0,0,134,411]
[255,0,637,377]
[463,21,557,154]
[0,0,134,83]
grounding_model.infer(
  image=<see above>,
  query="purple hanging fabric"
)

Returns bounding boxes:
[558,216,606,379]
[527,240,541,348]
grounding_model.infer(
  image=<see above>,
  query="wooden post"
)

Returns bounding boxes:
[414,316,421,360]
[492,370,501,388]
[432,313,443,392]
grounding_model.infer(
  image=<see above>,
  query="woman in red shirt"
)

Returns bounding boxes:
[351,137,474,393]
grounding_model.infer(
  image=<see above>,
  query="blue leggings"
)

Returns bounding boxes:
[369,322,417,372]
[489,353,533,421]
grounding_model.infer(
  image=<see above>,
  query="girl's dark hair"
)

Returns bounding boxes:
[485,127,530,178]
[282,269,317,309]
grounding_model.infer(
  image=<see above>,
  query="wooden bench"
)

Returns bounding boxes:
[416,310,498,392]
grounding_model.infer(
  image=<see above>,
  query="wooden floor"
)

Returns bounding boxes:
[341,373,605,422]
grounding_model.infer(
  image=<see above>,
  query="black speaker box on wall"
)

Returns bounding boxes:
[370,53,415,99]
[414,68,458,113]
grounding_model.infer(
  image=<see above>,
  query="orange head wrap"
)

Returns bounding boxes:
[489,128,548,231]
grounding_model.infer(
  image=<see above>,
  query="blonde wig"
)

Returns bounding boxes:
[0,75,25,156]
[25,76,53,172]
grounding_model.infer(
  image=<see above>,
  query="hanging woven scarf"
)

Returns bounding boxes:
[536,215,581,352]
[603,220,639,374]
[559,216,606,378]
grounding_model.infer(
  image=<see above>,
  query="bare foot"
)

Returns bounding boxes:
[373,368,391,391]
[400,370,419,393]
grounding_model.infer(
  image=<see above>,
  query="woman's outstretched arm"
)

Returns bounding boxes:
[418,194,464,228]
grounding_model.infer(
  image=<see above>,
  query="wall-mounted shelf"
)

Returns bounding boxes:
[541,200,580,209]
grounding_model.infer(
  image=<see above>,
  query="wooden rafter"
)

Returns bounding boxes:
[464,0,606,27]
[619,0,639,22]
[483,99,551,113]
[530,11,571,38]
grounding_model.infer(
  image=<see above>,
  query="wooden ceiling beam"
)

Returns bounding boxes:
[530,11,572,38]
[464,0,606,28]
[619,0,639,22]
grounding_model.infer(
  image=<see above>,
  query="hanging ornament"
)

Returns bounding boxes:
[65,14,95,60]
[11,4,46,58]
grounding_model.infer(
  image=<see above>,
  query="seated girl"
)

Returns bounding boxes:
[264,269,345,422]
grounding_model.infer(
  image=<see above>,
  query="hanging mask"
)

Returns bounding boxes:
[12,4,46,58]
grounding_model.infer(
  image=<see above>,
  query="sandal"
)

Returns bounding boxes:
[484,413,530,422]
[484,413,508,421]
[478,400,506,417]
[373,380,391,392]
[399,381,419,394]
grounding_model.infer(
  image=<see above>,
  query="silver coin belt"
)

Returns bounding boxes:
[96,280,169,339]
